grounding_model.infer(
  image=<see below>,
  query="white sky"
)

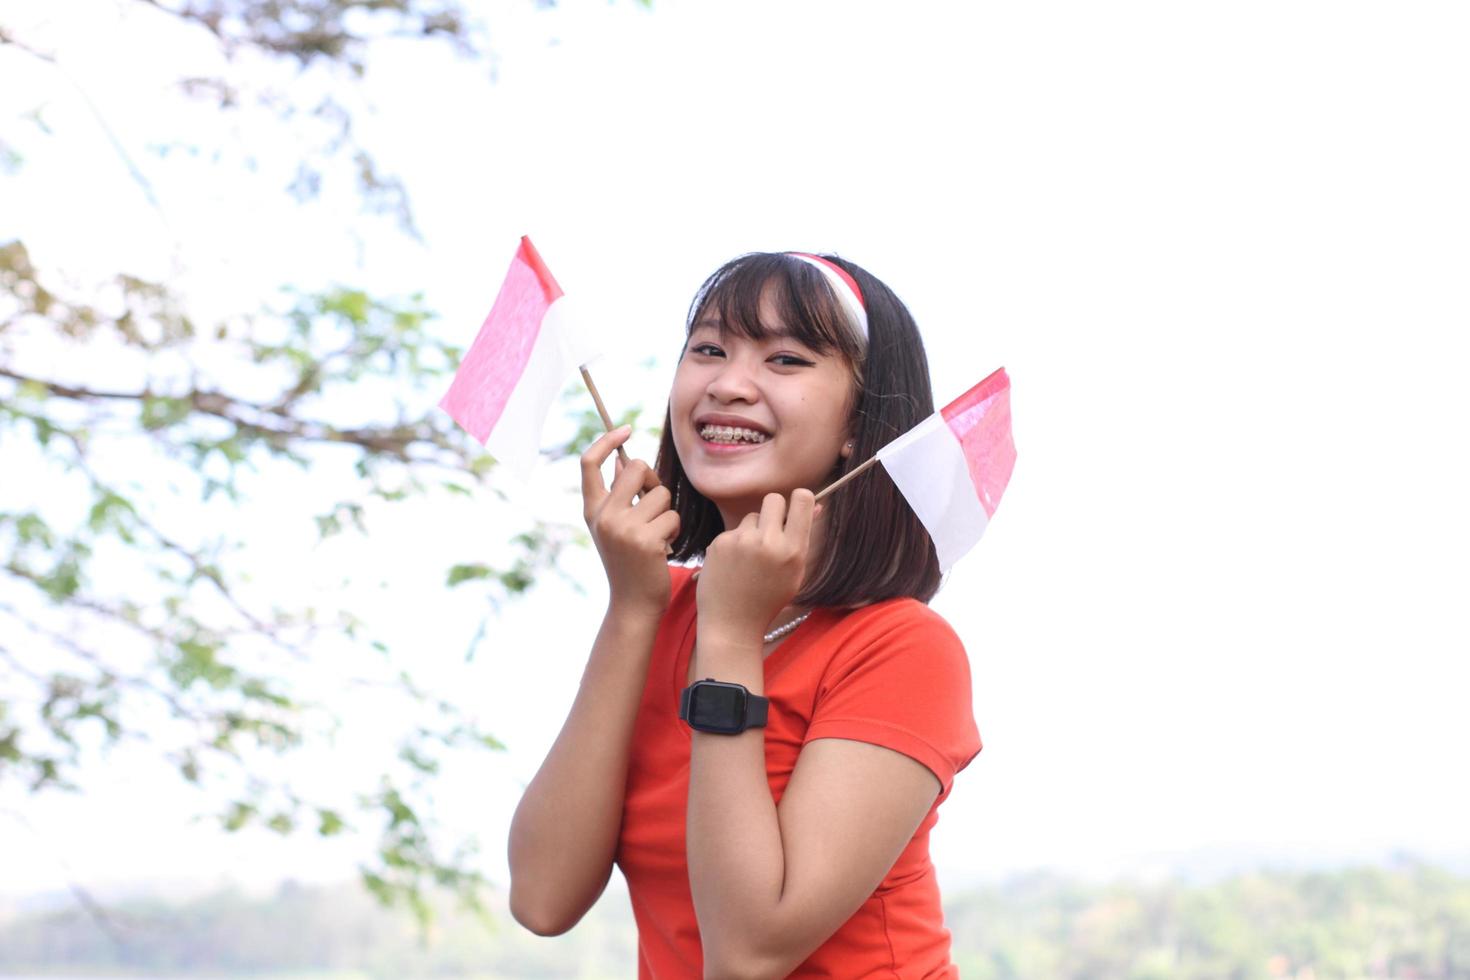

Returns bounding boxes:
[2,0,1469,903]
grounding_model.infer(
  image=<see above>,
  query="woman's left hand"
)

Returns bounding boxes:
[695,489,818,643]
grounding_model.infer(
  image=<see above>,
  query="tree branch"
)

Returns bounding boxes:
[0,26,58,63]
[0,26,172,238]
[0,366,456,461]
[0,624,199,725]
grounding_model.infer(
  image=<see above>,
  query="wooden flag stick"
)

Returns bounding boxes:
[815,455,880,502]
[580,364,630,464]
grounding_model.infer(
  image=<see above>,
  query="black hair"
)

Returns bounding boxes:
[655,252,942,607]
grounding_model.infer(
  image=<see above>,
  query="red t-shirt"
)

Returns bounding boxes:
[616,566,982,978]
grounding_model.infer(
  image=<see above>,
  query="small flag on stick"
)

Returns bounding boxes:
[879,367,1015,570]
[818,367,1015,571]
[439,237,604,475]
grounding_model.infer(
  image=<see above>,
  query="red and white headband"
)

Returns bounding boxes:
[787,252,868,340]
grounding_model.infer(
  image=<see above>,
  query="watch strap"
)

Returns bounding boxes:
[744,694,768,728]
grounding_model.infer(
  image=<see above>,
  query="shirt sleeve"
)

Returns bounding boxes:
[802,602,982,799]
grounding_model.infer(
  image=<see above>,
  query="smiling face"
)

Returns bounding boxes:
[669,286,858,527]
[656,252,944,608]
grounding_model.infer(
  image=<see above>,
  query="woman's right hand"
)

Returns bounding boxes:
[581,425,680,614]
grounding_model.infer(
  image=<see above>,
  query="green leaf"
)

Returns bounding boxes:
[380,787,416,829]
[201,476,239,502]
[86,490,139,540]
[322,288,371,325]
[446,563,492,587]
[500,567,533,594]
[398,744,439,775]
[16,380,50,401]
[38,555,83,600]
[32,757,62,789]
[223,800,256,832]
[13,513,55,548]
[0,725,22,763]
[240,678,292,708]
[168,639,236,690]
[318,808,346,836]
[314,512,343,538]
[140,395,191,431]
[361,870,391,904]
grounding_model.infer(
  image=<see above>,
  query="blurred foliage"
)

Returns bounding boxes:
[1,864,1467,978]
[0,0,489,239]
[0,0,637,932]
[945,864,1470,980]
[143,0,480,69]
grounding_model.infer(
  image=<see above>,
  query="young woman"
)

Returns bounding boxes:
[507,252,982,979]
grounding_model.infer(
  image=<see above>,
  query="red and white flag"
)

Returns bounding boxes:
[439,237,598,474]
[876,367,1016,571]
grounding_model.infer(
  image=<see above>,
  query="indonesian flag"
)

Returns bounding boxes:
[876,367,1016,571]
[439,237,598,474]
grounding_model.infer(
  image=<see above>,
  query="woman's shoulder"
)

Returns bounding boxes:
[805,595,968,682]
[831,594,962,648]
[804,595,982,780]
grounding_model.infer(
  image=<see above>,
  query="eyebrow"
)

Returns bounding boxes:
[689,319,794,340]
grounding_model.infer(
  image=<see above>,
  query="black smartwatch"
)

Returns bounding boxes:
[679,678,769,735]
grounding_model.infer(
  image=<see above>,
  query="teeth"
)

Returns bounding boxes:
[699,424,769,444]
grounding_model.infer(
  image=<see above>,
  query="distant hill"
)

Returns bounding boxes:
[3,863,1468,978]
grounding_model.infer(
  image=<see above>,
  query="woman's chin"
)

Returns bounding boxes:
[683,456,829,514]
[691,483,763,515]
[695,482,805,521]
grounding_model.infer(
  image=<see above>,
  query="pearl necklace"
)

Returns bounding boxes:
[763,611,811,644]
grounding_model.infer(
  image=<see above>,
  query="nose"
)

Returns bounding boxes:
[705,352,760,404]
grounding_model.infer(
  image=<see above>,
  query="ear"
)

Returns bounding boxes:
[839,438,855,460]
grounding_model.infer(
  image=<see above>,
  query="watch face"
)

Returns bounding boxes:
[689,683,746,733]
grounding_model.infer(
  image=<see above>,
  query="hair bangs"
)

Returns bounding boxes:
[686,253,866,366]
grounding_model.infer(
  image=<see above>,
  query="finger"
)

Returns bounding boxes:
[581,425,633,501]
[786,488,817,546]
[759,492,787,542]
[607,457,652,507]
[626,460,660,507]
[631,484,672,519]
[649,509,680,544]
